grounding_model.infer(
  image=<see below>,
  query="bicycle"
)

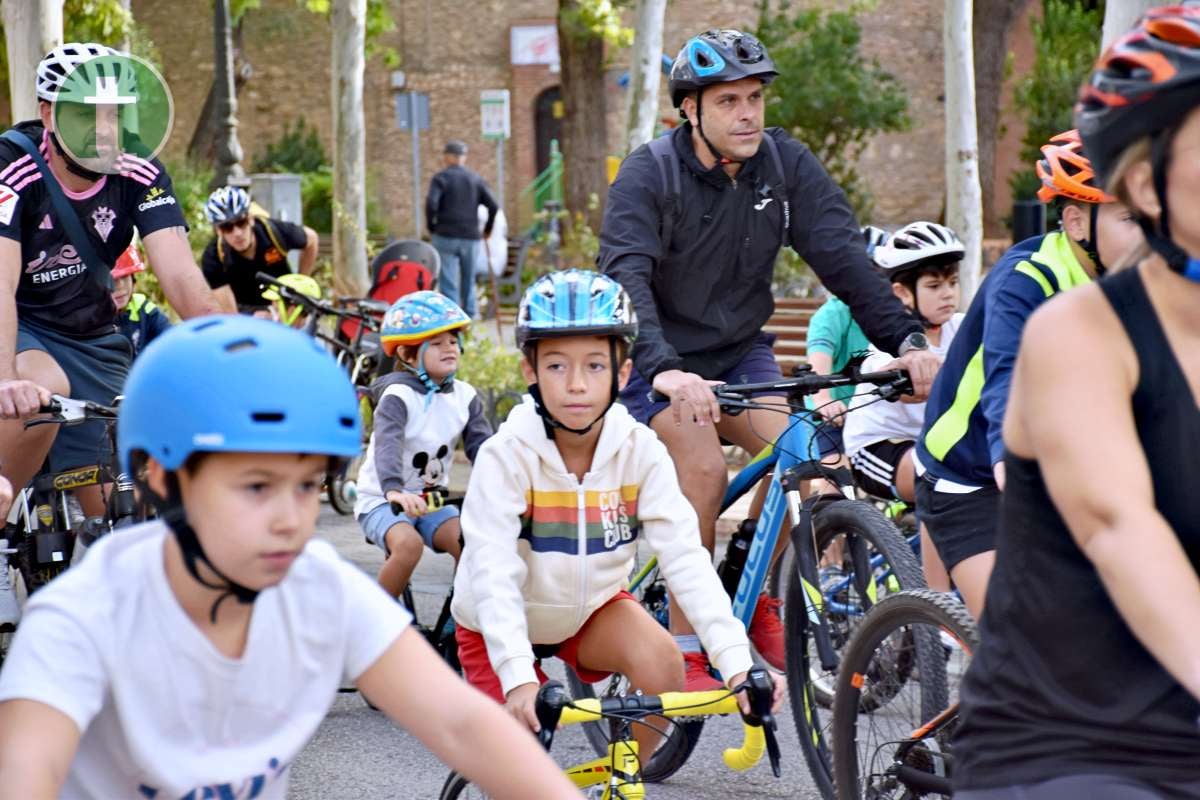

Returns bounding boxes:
[568,364,925,796]
[830,589,978,799]
[439,667,782,799]
[255,272,388,515]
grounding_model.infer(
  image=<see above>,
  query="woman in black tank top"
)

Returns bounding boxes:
[952,11,1200,798]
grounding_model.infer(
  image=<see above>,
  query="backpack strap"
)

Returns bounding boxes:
[647,135,681,256]
[0,130,113,290]
[760,132,791,248]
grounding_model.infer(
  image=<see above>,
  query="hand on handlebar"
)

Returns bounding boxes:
[386,490,428,517]
[0,378,53,420]
[887,349,939,401]
[728,667,785,717]
[652,370,724,427]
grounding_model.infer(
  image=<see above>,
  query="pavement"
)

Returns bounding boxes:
[286,501,826,799]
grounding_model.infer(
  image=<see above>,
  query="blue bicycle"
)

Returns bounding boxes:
[567,364,924,796]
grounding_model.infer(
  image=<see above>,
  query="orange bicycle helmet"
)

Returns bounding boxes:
[1035,130,1114,204]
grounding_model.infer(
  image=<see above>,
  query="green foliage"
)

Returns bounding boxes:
[300,165,387,237]
[772,249,820,298]
[1008,0,1103,200]
[754,1,910,219]
[251,118,328,173]
[457,330,525,426]
[300,0,401,67]
[559,0,634,48]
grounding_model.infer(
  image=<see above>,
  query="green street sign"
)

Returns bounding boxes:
[52,53,174,175]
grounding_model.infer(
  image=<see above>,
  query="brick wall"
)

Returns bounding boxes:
[132,0,1030,240]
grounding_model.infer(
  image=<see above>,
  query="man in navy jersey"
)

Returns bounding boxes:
[0,44,218,627]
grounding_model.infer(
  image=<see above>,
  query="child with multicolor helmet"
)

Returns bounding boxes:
[111,244,171,357]
[450,268,780,761]
[0,316,578,798]
[354,291,492,600]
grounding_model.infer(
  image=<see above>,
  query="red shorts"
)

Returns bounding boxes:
[456,589,638,702]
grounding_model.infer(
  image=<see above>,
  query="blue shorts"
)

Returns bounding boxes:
[17,318,131,471]
[620,333,784,426]
[358,501,460,553]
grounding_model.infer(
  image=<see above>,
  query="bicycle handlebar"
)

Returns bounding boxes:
[25,394,118,429]
[254,272,374,324]
[388,488,463,515]
[647,364,912,410]
[534,665,781,777]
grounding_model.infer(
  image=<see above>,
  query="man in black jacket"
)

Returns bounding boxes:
[599,29,939,685]
[426,140,498,318]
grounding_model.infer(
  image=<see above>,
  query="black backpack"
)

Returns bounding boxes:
[646,130,791,254]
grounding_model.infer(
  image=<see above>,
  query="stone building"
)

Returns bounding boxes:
[131,0,1036,239]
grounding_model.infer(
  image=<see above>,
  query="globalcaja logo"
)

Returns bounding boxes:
[51,53,174,176]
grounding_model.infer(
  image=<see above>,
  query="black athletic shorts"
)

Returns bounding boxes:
[915,476,1000,571]
[850,439,912,501]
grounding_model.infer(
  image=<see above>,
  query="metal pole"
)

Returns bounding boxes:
[496,138,505,214]
[411,91,422,238]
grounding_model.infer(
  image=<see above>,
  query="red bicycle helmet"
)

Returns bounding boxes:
[112,245,145,279]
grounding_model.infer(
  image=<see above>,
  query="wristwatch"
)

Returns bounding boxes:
[897,331,929,356]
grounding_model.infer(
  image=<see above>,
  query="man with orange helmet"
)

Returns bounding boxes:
[910,130,1143,618]
[111,244,169,357]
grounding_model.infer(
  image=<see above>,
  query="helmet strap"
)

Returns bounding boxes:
[898,274,933,329]
[404,336,461,406]
[140,470,260,624]
[526,340,621,439]
[1138,125,1200,282]
[694,92,743,167]
[48,129,106,182]
[1070,202,1106,277]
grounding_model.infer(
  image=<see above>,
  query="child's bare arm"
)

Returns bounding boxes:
[357,628,580,799]
[0,699,80,798]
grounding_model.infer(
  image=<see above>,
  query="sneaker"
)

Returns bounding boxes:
[683,651,723,692]
[749,593,786,670]
[0,545,20,630]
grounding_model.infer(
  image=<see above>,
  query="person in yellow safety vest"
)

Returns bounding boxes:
[112,245,171,358]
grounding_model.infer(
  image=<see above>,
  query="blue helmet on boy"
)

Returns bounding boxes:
[118,316,361,616]
[119,315,361,472]
[380,291,470,397]
[515,269,638,351]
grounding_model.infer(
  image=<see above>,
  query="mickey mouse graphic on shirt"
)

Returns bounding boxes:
[412,445,450,490]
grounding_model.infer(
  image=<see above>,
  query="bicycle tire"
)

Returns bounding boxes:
[785,499,926,800]
[327,450,364,516]
[830,589,978,800]
[564,665,704,783]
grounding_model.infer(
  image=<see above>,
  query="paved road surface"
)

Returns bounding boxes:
[287,504,826,799]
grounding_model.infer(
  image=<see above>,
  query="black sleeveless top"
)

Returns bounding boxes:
[954,266,1200,790]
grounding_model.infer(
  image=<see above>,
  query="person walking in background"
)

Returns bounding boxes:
[426,140,498,319]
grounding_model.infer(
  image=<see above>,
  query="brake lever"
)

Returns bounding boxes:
[737,667,782,777]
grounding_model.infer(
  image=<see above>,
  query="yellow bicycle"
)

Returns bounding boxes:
[438,668,782,799]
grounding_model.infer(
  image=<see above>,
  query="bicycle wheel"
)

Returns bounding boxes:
[831,589,978,800]
[439,771,488,799]
[327,450,364,516]
[785,499,925,800]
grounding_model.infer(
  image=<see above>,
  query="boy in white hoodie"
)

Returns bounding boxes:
[452,269,778,761]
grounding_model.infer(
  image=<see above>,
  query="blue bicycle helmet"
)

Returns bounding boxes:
[517,270,638,437]
[119,315,361,472]
[205,186,251,225]
[515,269,638,351]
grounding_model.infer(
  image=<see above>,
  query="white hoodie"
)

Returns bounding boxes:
[452,397,754,696]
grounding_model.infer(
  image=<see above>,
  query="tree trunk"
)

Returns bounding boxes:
[2,0,63,123]
[211,0,246,189]
[972,0,1026,238]
[1102,0,1156,49]
[557,1,609,233]
[118,0,132,50]
[624,0,666,154]
[945,0,984,304]
[331,0,369,296]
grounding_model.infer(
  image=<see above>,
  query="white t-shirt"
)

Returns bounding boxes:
[842,314,964,457]
[0,521,410,800]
